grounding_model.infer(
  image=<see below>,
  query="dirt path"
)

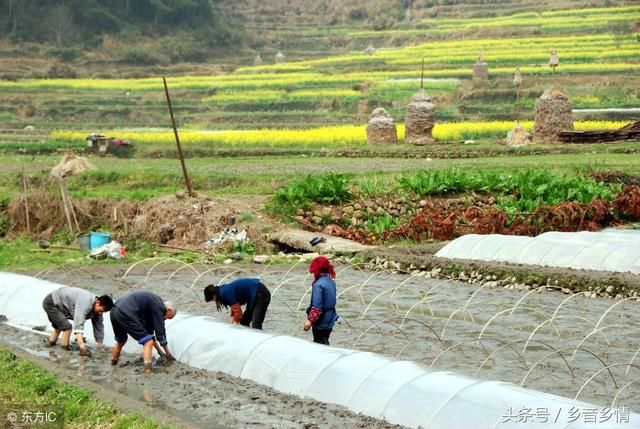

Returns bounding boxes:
[0,340,201,429]
[0,323,404,429]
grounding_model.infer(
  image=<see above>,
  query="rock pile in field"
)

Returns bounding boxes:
[50,153,94,179]
[364,44,376,55]
[472,54,489,82]
[505,124,533,146]
[534,87,574,142]
[366,107,397,145]
[254,54,263,66]
[405,89,436,145]
[275,51,286,63]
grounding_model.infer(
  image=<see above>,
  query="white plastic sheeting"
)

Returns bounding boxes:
[436,230,640,274]
[0,272,638,429]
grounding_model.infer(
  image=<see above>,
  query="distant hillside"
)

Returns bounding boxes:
[0,0,635,78]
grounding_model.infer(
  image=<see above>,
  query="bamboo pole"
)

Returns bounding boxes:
[59,178,74,233]
[162,77,194,197]
[61,180,80,232]
[21,166,30,234]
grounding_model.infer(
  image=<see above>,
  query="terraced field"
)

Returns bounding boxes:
[1,4,638,136]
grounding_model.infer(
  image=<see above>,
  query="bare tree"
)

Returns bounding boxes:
[46,4,75,46]
[8,0,19,34]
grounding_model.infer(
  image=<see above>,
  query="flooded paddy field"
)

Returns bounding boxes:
[3,260,639,426]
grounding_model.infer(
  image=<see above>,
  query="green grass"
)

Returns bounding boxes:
[2,151,640,203]
[0,237,211,272]
[0,238,90,271]
[0,349,172,428]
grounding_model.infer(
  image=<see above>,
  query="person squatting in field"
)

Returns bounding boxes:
[42,286,114,357]
[304,256,339,345]
[203,278,271,329]
[110,290,176,373]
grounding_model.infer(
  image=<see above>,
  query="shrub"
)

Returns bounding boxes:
[0,197,9,237]
[46,63,77,78]
[119,47,167,66]
[48,47,81,61]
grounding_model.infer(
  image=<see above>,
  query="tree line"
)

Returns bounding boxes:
[1,0,224,45]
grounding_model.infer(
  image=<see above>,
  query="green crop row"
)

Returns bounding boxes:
[268,169,620,220]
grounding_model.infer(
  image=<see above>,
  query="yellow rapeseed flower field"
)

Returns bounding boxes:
[52,121,626,147]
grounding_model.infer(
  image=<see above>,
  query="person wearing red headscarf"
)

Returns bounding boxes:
[304,256,339,345]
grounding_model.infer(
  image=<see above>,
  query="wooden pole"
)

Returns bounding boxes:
[21,166,30,234]
[162,77,194,197]
[61,180,79,232]
[59,178,74,233]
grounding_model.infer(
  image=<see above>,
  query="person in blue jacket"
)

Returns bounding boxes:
[304,256,339,345]
[110,290,177,373]
[203,278,271,329]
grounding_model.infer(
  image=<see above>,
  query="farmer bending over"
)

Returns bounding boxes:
[304,256,339,345]
[110,290,176,373]
[42,287,114,356]
[204,278,271,329]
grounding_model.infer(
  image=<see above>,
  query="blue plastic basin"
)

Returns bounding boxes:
[90,232,110,250]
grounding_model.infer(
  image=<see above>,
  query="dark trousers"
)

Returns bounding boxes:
[110,306,148,344]
[312,326,332,345]
[42,293,72,331]
[241,283,271,329]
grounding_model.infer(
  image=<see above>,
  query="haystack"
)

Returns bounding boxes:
[275,51,286,63]
[513,66,523,86]
[405,90,436,145]
[254,54,263,66]
[366,108,397,145]
[472,54,489,82]
[364,44,376,55]
[357,99,370,121]
[505,124,533,146]
[549,50,559,70]
[50,153,94,179]
[534,88,573,142]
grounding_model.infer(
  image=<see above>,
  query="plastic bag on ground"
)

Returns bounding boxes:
[90,241,124,260]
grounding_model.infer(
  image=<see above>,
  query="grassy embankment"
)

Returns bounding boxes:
[0,349,172,429]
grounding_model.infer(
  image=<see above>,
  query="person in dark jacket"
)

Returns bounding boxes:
[203,278,271,329]
[304,256,339,345]
[42,287,113,356]
[110,290,176,373]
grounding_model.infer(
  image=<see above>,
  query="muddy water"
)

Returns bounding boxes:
[1,323,401,429]
[9,261,640,423]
